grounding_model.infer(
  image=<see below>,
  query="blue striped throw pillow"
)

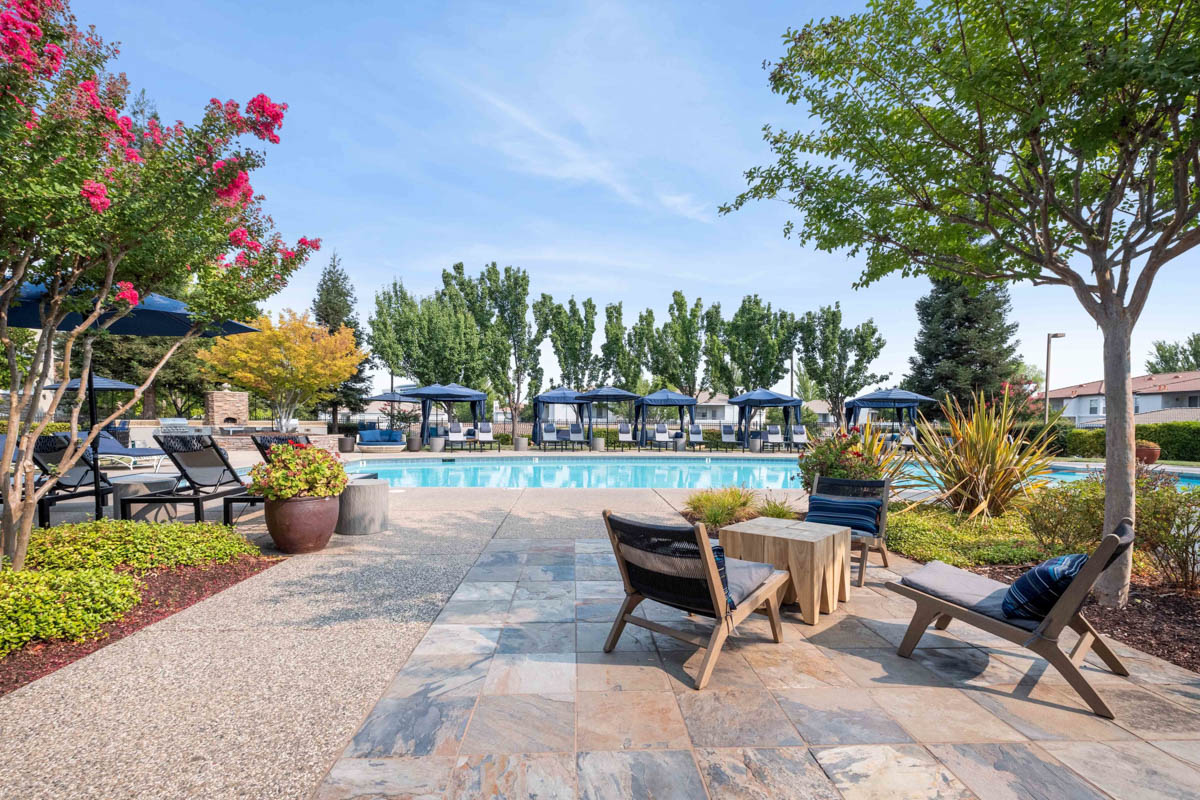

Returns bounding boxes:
[1001,554,1089,621]
[805,495,881,535]
[711,544,736,610]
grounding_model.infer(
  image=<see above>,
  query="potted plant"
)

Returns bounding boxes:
[249,441,349,553]
[1135,439,1162,465]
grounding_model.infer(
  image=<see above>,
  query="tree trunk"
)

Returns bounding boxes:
[140,380,157,419]
[1093,314,1134,607]
[329,401,339,434]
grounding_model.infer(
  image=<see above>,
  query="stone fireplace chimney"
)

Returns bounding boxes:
[204,389,249,427]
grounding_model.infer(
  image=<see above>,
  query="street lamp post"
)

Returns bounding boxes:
[1045,332,1066,426]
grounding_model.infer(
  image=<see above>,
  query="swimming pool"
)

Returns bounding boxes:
[345,455,1200,490]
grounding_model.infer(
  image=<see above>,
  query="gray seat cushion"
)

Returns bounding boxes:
[724,557,776,608]
[900,560,1039,632]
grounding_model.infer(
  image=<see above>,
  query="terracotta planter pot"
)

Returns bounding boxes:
[264,495,340,553]
[1135,444,1161,465]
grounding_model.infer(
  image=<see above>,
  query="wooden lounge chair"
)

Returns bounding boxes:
[886,520,1134,718]
[120,434,249,521]
[807,475,891,586]
[602,510,790,689]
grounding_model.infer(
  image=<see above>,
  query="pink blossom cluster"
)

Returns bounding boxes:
[228,226,262,252]
[212,158,254,207]
[297,237,321,251]
[244,93,286,143]
[114,281,139,306]
[79,179,109,213]
[1,0,62,77]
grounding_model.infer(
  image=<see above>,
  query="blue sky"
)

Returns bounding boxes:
[80,0,1200,394]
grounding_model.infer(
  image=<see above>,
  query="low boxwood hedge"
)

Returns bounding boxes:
[0,569,141,657]
[1061,421,1200,461]
[24,519,257,572]
[0,422,72,435]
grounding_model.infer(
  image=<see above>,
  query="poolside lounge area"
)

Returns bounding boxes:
[3,464,1199,799]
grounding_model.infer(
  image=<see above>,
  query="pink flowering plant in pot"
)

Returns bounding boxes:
[0,0,322,569]
[249,442,349,554]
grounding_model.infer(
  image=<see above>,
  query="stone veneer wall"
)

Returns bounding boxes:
[212,433,341,454]
[204,390,249,426]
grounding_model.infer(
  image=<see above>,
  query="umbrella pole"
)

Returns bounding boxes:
[87,370,103,520]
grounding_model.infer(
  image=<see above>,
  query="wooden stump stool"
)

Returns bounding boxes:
[336,479,389,535]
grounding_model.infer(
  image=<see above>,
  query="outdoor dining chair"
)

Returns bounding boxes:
[807,474,891,586]
[602,510,790,689]
[886,520,1134,718]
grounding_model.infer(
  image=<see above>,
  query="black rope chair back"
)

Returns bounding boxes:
[812,475,887,500]
[250,434,310,462]
[605,513,720,618]
[33,435,107,491]
[155,434,241,492]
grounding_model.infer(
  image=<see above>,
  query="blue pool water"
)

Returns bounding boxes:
[346,456,1200,490]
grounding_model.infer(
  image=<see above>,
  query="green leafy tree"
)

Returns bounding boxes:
[648,292,705,397]
[1145,334,1200,374]
[702,297,798,401]
[82,335,211,418]
[312,252,373,431]
[532,294,600,389]
[702,303,736,396]
[477,263,542,433]
[0,2,319,568]
[902,278,1021,410]
[723,0,1200,605]
[599,303,644,391]
[796,304,888,429]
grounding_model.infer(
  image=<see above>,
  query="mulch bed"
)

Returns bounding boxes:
[970,564,1200,674]
[0,554,281,697]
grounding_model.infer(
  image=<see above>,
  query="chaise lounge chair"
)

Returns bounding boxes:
[720,424,741,451]
[686,423,706,450]
[602,511,790,689]
[615,423,634,450]
[569,423,586,449]
[93,430,167,471]
[806,474,891,586]
[540,423,563,451]
[120,434,249,521]
[27,435,114,527]
[763,424,785,452]
[473,422,499,451]
[649,423,672,450]
[886,520,1134,718]
[788,424,808,452]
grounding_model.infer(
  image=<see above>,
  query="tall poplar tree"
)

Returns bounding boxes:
[312,252,372,432]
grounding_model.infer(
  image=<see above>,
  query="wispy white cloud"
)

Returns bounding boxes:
[656,191,713,224]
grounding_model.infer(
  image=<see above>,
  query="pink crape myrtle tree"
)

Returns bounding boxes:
[0,0,321,569]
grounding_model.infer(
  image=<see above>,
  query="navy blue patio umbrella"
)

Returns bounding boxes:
[845,388,936,428]
[10,284,257,519]
[728,388,804,447]
[633,389,696,446]
[531,388,594,445]
[405,383,488,443]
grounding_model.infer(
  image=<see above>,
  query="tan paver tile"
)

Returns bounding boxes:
[1039,740,1200,800]
[382,653,492,699]
[929,743,1107,800]
[911,646,1029,687]
[800,616,895,649]
[1122,655,1200,687]
[459,694,575,754]
[857,618,976,649]
[575,597,626,622]
[694,747,841,799]
[576,750,705,800]
[576,621,655,652]
[483,653,577,694]
[773,688,912,745]
[314,756,455,799]
[1150,740,1200,769]
[577,651,670,691]
[741,641,857,689]
[959,683,1137,741]
[496,622,576,654]
[812,744,973,799]
[1103,685,1200,739]
[659,649,766,693]
[435,598,513,624]
[410,624,501,656]
[447,753,575,799]
[676,688,802,747]
[868,687,1025,743]
[1148,684,1200,715]
[821,646,949,687]
[576,690,690,750]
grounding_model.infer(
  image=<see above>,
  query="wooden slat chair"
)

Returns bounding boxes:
[807,474,891,587]
[886,520,1134,718]
[602,511,791,689]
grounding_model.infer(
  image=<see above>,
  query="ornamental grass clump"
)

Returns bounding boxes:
[684,487,757,528]
[908,391,1054,518]
[249,441,348,501]
[757,494,798,519]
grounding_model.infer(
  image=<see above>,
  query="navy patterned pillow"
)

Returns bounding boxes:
[806,495,881,535]
[711,544,736,610]
[1002,554,1089,621]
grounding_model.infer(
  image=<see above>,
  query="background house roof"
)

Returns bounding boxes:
[1132,407,1200,424]
[1035,370,1200,400]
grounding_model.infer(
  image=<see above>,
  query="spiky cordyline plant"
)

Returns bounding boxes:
[907,391,1054,519]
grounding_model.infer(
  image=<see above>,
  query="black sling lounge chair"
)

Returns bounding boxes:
[120,434,248,522]
[887,521,1134,718]
[27,434,114,526]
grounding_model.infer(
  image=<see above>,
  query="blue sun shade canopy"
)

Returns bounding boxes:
[532,388,593,444]
[578,386,641,403]
[632,389,696,445]
[47,376,138,391]
[728,387,804,446]
[845,388,936,427]
[406,383,488,443]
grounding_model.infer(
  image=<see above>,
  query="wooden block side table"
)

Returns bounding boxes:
[719,519,851,625]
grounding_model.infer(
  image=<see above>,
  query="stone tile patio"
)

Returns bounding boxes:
[315,535,1200,800]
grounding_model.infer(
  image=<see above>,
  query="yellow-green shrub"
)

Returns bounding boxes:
[0,569,140,657]
[25,519,257,572]
[887,503,1041,567]
[684,487,757,528]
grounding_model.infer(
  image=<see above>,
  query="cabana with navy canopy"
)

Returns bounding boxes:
[844,388,936,429]
[633,389,696,446]
[531,388,594,445]
[405,383,488,444]
[578,386,640,430]
[728,388,804,447]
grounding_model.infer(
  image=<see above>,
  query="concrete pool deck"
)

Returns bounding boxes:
[0,463,1197,799]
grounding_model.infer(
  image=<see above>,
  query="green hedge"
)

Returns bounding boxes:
[0,422,72,435]
[24,519,257,572]
[0,569,141,657]
[1060,421,1200,461]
